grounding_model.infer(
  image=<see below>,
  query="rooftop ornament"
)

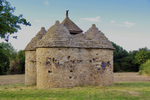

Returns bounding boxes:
[61,10,83,34]
[66,10,69,17]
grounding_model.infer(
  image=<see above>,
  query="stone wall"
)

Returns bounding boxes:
[25,51,36,85]
[36,48,113,89]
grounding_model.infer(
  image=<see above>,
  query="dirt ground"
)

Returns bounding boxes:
[0,72,150,85]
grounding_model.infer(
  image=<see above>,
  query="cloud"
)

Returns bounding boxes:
[44,1,49,6]
[80,16,101,22]
[34,20,41,23]
[119,21,135,27]
[111,21,115,23]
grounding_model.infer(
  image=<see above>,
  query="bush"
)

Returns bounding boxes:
[138,59,150,76]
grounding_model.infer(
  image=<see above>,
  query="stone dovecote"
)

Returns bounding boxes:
[24,12,115,89]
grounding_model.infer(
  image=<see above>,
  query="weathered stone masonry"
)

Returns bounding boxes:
[24,12,115,89]
[36,48,113,89]
[25,51,36,85]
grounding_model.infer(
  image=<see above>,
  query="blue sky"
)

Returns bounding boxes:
[0,0,150,52]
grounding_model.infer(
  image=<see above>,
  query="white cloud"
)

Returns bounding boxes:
[111,21,115,23]
[34,20,41,23]
[119,21,135,27]
[80,16,101,22]
[44,1,49,6]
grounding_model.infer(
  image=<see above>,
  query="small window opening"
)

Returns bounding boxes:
[93,58,95,61]
[53,58,55,63]
[48,70,52,73]
[69,76,72,79]
[68,56,70,60]
[107,61,110,65]
[70,70,73,72]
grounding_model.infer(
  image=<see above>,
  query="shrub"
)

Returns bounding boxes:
[138,59,150,76]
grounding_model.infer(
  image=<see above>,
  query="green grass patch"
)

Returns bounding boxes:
[0,82,150,100]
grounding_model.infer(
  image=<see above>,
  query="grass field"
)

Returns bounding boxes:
[0,82,150,100]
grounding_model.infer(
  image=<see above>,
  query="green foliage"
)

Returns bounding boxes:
[0,42,25,74]
[17,50,25,73]
[112,42,140,72]
[0,0,31,41]
[135,48,150,65]
[0,42,17,60]
[0,46,9,75]
[9,50,25,74]
[112,42,130,72]
[113,62,120,72]
[118,56,133,72]
[138,59,150,76]
[112,42,129,61]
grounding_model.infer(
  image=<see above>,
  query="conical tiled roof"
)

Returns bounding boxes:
[36,21,71,48]
[24,27,47,51]
[35,22,114,49]
[83,24,115,49]
[61,11,83,34]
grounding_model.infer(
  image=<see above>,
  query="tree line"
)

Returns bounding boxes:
[112,42,150,72]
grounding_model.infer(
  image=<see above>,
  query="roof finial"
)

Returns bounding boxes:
[66,10,69,17]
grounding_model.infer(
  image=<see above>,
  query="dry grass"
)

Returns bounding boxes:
[0,72,150,85]
[0,74,24,85]
[114,72,150,82]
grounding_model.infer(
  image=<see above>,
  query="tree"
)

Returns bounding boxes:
[135,48,150,65]
[0,0,31,41]
[0,42,17,74]
[9,50,25,74]
[17,50,25,72]
[111,42,129,71]
[0,42,17,60]
[0,46,10,75]
[129,50,139,71]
